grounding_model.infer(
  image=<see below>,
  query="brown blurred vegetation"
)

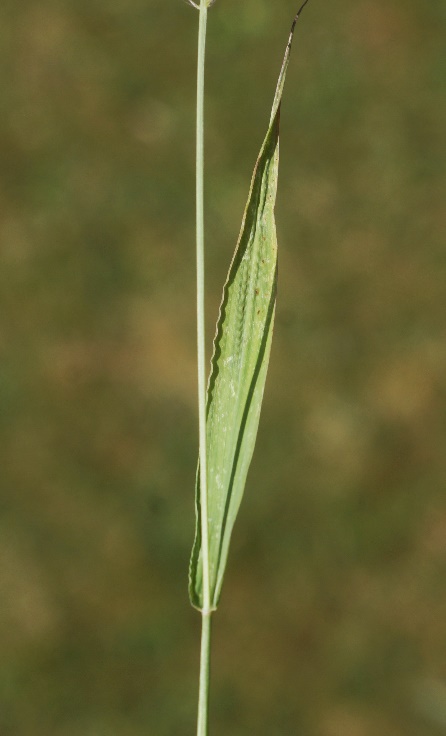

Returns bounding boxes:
[0,0,445,734]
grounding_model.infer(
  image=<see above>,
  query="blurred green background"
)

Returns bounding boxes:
[1,0,445,734]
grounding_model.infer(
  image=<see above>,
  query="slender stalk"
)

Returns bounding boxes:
[196,0,211,618]
[197,611,212,736]
[195,1,212,734]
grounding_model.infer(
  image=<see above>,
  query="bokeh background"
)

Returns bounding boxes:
[1,0,445,734]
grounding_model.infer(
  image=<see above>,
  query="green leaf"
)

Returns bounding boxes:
[189,17,301,611]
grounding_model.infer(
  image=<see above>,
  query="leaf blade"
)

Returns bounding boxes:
[189,19,299,610]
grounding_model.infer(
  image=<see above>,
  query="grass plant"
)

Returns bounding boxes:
[189,1,311,733]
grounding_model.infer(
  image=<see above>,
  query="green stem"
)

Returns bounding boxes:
[196,1,212,734]
[197,611,212,736]
[196,0,211,616]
